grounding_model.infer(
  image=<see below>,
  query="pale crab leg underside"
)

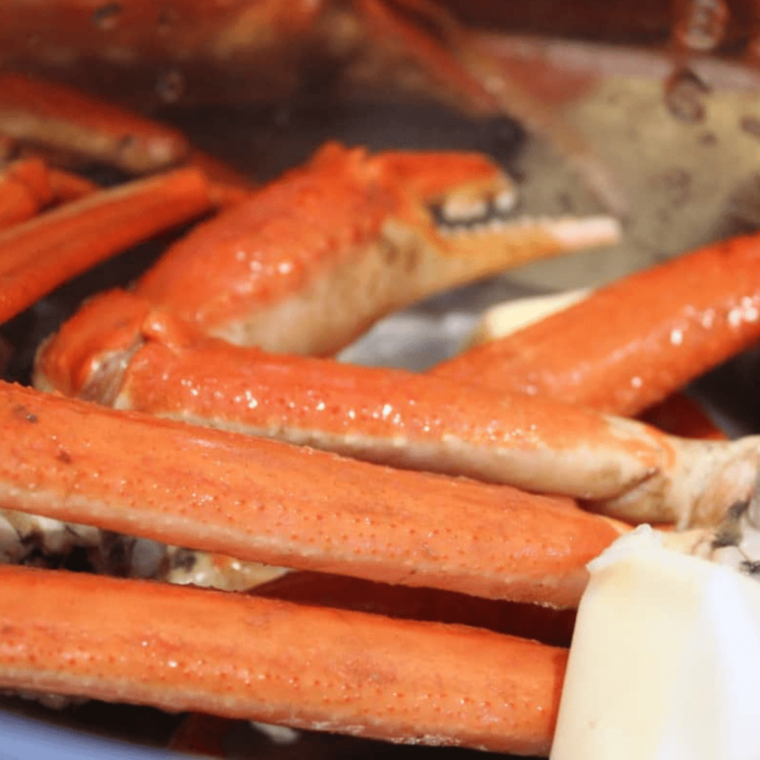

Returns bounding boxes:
[0,380,619,609]
[0,564,565,756]
[36,300,760,529]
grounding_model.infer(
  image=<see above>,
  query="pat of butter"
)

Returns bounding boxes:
[550,525,760,760]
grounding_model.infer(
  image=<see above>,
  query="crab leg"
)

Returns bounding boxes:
[460,286,729,440]
[0,564,565,756]
[44,166,100,203]
[0,156,97,230]
[0,379,619,608]
[35,300,760,528]
[0,73,256,199]
[432,231,760,417]
[0,156,54,229]
[0,73,190,174]
[640,393,726,440]
[0,167,214,325]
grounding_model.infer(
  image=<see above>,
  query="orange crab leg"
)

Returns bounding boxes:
[35,300,760,528]
[0,156,53,229]
[454,285,729,440]
[0,167,214,325]
[254,570,577,647]
[0,564,566,755]
[0,156,99,231]
[0,73,191,174]
[432,232,760,417]
[0,73,256,203]
[0,380,619,608]
[44,165,99,203]
[183,148,257,207]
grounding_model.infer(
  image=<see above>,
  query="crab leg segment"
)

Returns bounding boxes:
[0,156,96,231]
[0,156,54,229]
[132,142,618,355]
[0,73,256,202]
[0,73,190,173]
[42,164,99,203]
[35,300,760,529]
[433,232,760,417]
[0,380,619,608]
[0,565,565,755]
[0,167,214,325]
[640,393,726,441]
[459,287,728,440]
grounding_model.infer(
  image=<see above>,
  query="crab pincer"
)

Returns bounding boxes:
[0,139,615,352]
[118,142,618,355]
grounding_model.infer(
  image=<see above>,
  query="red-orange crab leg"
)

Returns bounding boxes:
[0,72,190,174]
[0,156,54,229]
[185,148,255,207]
[0,156,99,231]
[0,380,620,609]
[460,286,729,440]
[0,564,566,755]
[0,73,255,202]
[432,232,760,418]
[44,165,99,203]
[0,167,214,325]
[35,299,760,528]
[131,141,618,355]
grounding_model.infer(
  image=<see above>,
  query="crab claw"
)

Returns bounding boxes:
[134,142,619,355]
